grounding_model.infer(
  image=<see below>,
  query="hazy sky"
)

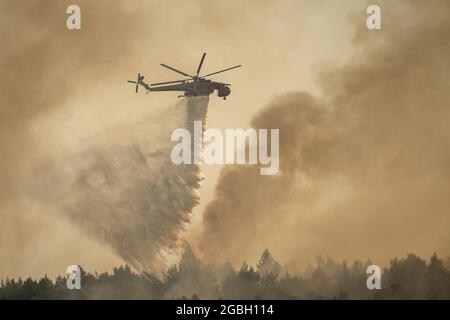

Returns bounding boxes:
[3,0,447,279]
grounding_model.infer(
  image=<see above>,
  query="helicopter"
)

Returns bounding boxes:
[127,53,241,100]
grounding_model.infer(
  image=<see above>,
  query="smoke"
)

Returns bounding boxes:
[0,0,156,276]
[0,0,213,276]
[199,0,450,266]
[0,0,320,278]
[4,0,450,279]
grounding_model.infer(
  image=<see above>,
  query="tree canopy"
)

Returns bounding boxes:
[1,249,449,300]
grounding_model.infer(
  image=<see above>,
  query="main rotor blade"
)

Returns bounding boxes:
[150,79,189,86]
[202,65,242,78]
[127,80,137,84]
[196,52,207,76]
[160,63,193,77]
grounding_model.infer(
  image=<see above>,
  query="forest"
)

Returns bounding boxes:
[1,248,449,300]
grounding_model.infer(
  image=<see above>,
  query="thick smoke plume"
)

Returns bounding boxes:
[199,0,450,266]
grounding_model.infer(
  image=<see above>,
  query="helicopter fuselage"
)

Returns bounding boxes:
[147,79,231,99]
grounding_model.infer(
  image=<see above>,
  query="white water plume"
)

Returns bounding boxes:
[29,97,209,273]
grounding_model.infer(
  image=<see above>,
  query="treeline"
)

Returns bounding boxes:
[1,248,449,299]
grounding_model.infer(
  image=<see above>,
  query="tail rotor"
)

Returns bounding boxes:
[127,73,145,93]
